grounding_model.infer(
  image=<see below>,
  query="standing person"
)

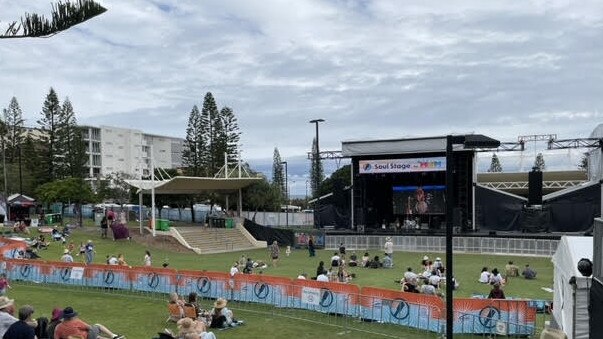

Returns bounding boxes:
[384,237,394,261]
[84,240,95,265]
[308,236,316,257]
[53,306,123,339]
[60,249,73,263]
[0,297,17,337]
[0,274,11,296]
[269,241,280,267]
[3,305,35,339]
[143,250,152,267]
[100,216,108,239]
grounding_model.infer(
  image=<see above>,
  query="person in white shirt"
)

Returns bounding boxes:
[229,262,239,277]
[330,253,341,267]
[428,271,441,288]
[108,255,119,265]
[478,267,491,283]
[421,284,437,295]
[296,273,307,280]
[316,273,329,282]
[489,268,504,285]
[61,249,74,263]
[0,296,17,337]
[384,237,394,260]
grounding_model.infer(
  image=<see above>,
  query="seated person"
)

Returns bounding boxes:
[54,306,123,339]
[361,252,370,268]
[330,252,341,267]
[315,261,327,278]
[488,282,506,299]
[33,235,49,250]
[382,253,393,268]
[421,256,431,271]
[209,298,239,328]
[489,268,505,286]
[433,257,444,273]
[522,264,537,279]
[478,267,490,283]
[348,252,358,267]
[337,266,353,283]
[51,228,65,242]
[505,261,519,277]
[316,272,329,282]
[177,317,216,339]
[252,260,268,269]
[338,243,346,255]
[243,258,253,274]
[420,283,437,295]
[369,256,382,269]
[428,270,441,288]
[13,221,29,235]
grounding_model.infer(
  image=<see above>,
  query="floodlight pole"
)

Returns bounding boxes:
[281,161,288,227]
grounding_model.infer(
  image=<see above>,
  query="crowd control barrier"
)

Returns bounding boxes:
[360,287,443,332]
[0,239,540,336]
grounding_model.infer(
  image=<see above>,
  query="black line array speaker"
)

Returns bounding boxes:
[528,169,543,205]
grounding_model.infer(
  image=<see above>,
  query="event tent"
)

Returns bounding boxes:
[551,236,593,339]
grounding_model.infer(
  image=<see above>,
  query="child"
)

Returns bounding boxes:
[285,246,291,257]
[0,273,11,295]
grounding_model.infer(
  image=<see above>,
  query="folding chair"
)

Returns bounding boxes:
[183,304,198,320]
[166,303,183,323]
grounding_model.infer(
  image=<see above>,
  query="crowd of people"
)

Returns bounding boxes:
[0,296,124,339]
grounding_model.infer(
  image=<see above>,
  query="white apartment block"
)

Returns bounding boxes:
[81,125,184,179]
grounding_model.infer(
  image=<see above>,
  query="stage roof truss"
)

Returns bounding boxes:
[480,179,586,191]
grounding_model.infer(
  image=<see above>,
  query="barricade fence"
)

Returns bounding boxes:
[0,256,541,337]
[326,235,559,257]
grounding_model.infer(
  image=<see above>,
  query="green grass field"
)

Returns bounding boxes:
[5,223,554,338]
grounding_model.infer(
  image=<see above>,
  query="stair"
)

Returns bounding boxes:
[172,226,265,254]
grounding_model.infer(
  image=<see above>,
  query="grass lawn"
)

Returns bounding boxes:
[5,223,554,338]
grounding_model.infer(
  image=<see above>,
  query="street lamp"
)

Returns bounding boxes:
[281,161,288,227]
[309,119,324,228]
[445,134,499,339]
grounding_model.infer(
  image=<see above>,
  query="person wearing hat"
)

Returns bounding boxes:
[3,305,35,338]
[488,282,506,299]
[0,296,17,337]
[384,237,394,261]
[176,317,216,339]
[84,240,96,265]
[209,298,234,329]
[54,306,124,339]
[61,249,74,263]
[433,257,444,274]
[46,307,62,339]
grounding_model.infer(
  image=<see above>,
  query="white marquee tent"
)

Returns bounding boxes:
[551,236,593,339]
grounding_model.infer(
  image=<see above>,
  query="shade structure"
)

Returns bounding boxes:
[125,176,262,195]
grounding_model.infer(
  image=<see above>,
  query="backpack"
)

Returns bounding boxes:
[35,316,49,339]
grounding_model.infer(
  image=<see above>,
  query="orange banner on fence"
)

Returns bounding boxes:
[360,286,444,318]
[291,279,361,305]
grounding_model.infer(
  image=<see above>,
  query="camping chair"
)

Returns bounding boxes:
[166,303,184,323]
[183,304,198,320]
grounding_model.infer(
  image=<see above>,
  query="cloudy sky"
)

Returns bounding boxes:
[1,0,602,195]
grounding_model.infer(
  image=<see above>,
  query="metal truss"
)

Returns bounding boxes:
[546,138,602,150]
[480,180,585,190]
[306,150,345,160]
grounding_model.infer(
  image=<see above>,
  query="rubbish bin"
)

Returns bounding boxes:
[225,218,235,229]
[209,218,225,228]
[156,219,170,231]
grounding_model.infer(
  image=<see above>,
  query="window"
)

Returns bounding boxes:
[92,155,101,166]
[92,142,101,153]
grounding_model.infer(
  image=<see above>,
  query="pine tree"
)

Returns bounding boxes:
[487,153,503,172]
[3,97,24,163]
[182,105,204,176]
[220,106,240,163]
[37,87,62,182]
[272,148,285,198]
[310,137,324,197]
[60,98,87,178]
[578,154,588,171]
[534,153,546,171]
[200,92,219,176]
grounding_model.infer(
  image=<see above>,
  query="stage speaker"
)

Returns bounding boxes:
[528,168,543,205]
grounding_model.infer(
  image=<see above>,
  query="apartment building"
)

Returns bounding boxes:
[81,125,184,179]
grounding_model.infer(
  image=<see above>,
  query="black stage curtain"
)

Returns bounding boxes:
[475,186,524,231]
[545,182,600,232]
[243,218,295,247]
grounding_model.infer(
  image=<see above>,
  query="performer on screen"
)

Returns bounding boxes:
[414,186,429,214]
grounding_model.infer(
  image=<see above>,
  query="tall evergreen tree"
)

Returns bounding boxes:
[37,87,62,182]
[200,92,219,176]
[60,98,87,178]
[3,97,24,163]
[220,106,240,163]
[534,152,546,171]
[487,153,503,172]
[182,105,204,176]
[310,137,324,197]
[272,148,285,198]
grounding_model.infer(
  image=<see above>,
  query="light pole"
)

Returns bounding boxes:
[281,161,288,227]
[309,118,324,228]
